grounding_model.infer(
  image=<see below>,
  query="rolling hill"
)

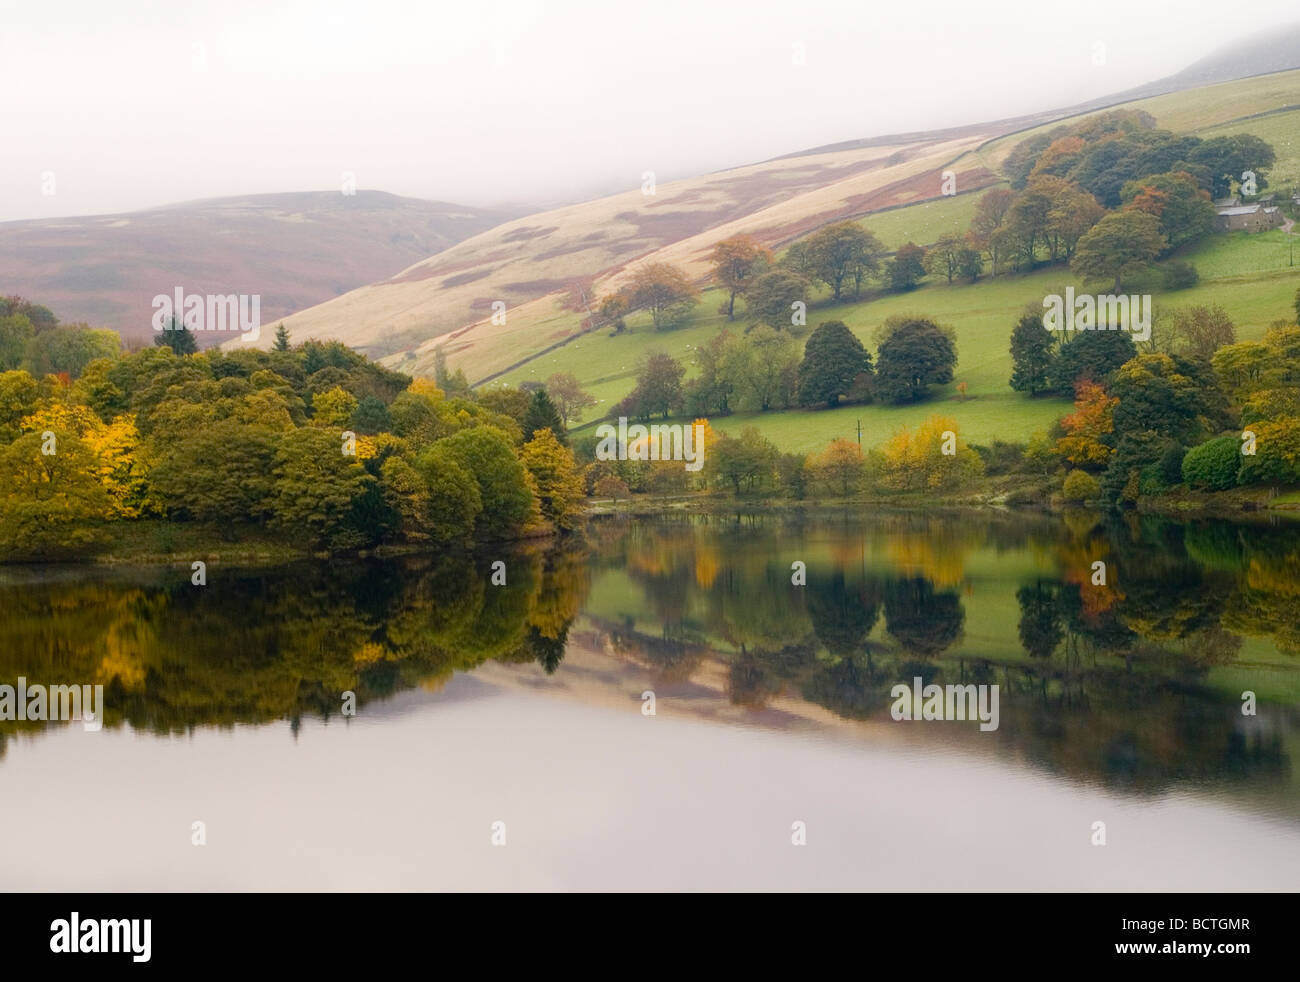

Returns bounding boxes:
[480,65,1300,454]
[0,191,512,346]
[259,132,1013,373]
[236,28,1300,388]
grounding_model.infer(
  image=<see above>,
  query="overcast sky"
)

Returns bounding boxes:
[2,0,1297,223]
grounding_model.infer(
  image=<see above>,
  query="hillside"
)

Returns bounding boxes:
[0,191,511,345]
[259,134,1011,371]
[248,29,1300,387]
[481,66,1300,454]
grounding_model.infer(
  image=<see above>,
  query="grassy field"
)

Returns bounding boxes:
[498,219,1297,455]
[853,188,992,250]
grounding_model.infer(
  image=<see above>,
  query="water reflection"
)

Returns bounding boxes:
[2,510,1296,811]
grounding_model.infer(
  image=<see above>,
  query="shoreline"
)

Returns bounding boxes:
[3,486,1297,569]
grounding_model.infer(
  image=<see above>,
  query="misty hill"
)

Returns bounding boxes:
[0,191,514,344]
[252,24,1300,382]
[1159,22,1300,90]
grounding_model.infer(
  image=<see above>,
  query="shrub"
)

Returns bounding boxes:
[777,452,809,499]
[1162,261,1200,290]
[1157,443,1186,486]
[1063,469,1100,502]
[1238,419,1300,486]
[971,440,1027,476]
[1181,436,1241,491]
[592,474,631,500]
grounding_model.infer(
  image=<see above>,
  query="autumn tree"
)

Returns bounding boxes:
[1170,305,1236,364]
[1054,380,1117,472]
[683,330,735,415]
[312,386,359,427]
[0,311,34,370]
[925,233,965,284]
[0,431,112,558]
[521,428,586,530]
[628,263,699,330]
[150,418,283,525]
[544,371,596,424]
[1239,418,1300,486]
[431,426,539,539]
[1045,180,1105,260]
[411,444,483,542]
[1109,353,1229,448]
[1071,211,1167,292]
[878,415,983,491]
[970,187,1016,274]
[956,245,984,282]
[709,234,773,318]
[809,438,867,496]
[1121,171,1216,251]
[710,426,779,494]
[597,292,629,333]
[476,385,533,427]
[806,222,887,301]
[623,351,685,419]
[0,370,46,443]
[271,427,377,550]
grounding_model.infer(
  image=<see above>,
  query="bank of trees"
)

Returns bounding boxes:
[965,112,1270,282]
[613,312,959,423]
[0,333,588,561]
[1025,295,1300,506]
[1,296,121,378]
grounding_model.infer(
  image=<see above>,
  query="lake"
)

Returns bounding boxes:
[2,509,1297,890]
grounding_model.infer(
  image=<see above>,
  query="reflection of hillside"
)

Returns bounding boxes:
[596,511,1300,799]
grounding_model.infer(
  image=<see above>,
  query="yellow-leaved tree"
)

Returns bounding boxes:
[879,415,983,492]
[520,428,586,531]
[20,400,158,517]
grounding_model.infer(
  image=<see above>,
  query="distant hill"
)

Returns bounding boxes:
[1155,22,1300,90]
[0,191,513,345]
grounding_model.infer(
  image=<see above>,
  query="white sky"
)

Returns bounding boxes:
[2,0,1297,222]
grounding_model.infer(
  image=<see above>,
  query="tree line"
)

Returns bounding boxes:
[0,323,590,560]
[611,314,958,422]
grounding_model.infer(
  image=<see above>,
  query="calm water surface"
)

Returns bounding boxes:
[2,510,1297,890]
